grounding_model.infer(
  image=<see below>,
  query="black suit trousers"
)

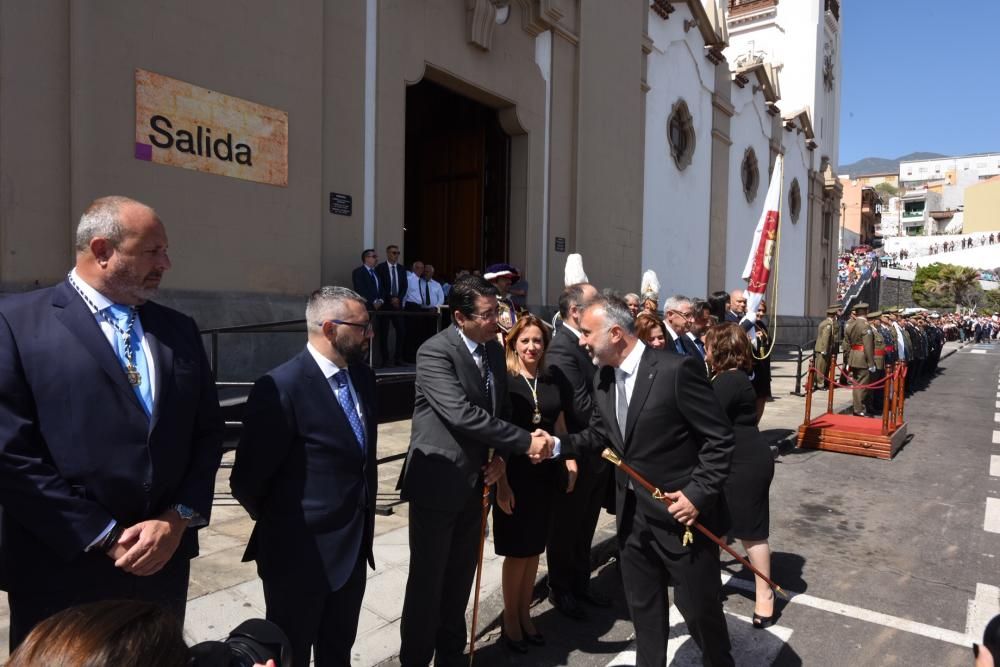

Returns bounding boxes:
[546,456,610,596]
[377,305,405,365]
[618,491,733,667]
[263,550,367,667]
[7,555,189,651]
[400,490,482,666]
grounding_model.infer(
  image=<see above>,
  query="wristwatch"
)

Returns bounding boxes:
[170,503,197,522]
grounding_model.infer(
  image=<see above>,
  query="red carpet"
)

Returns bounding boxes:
[806,413,887,435]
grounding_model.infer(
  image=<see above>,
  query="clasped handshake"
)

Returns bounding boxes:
[526,428,556,462]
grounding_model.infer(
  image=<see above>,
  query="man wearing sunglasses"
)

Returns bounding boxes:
[231,286,377,667]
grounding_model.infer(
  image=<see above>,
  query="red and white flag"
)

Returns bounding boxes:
[741,154,783,325]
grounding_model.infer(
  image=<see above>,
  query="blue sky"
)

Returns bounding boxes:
[838,0,1000,166]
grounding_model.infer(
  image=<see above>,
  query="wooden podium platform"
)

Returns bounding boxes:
[795,361,908,460]
[797,413,907,460]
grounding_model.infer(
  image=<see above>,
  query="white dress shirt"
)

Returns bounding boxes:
[615,340,647,405]
[892,322,907,361]
[427,279,445,307]
[405,271,424,306]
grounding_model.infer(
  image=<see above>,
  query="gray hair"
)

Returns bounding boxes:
[305,286,367,334]
[75,196,149,251]
[663,295,691,313]
[584,295,636,335]
[623,292,640,304]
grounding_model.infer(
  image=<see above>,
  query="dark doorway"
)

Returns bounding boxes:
[404,80,511,282]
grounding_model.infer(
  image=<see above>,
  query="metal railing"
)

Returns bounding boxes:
[770,339,816,397]
[201,307,453,514]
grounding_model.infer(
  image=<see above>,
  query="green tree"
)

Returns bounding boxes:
[915,263,982,310]
[982,288,1000,313]
[874,181,901,199]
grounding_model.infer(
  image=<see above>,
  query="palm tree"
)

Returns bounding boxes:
[927,265,981,309]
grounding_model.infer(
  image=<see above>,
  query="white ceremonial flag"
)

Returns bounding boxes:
[741,154,783,326]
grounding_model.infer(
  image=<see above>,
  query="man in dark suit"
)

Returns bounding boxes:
[375,244,407,366]
[0,196,223,650]
[398,276,553,666]
[231,286,377,667]
[351,248,384,311]
[663,295,702,357]
[567,295,735,667]
[545,282,610,620]
[725,288,747,323]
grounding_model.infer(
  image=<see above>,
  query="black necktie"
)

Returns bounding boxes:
[474,343,493,412]
[423,280,430,305]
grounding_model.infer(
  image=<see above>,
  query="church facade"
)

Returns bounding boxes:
[0,0,842,323]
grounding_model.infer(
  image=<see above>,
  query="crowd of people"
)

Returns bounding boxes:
[0,195,996,667]
[837,248,879,301]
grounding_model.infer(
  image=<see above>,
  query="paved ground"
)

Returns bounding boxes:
[4,339,995,667]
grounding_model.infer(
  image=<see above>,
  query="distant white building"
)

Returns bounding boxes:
[899,153,1000,187]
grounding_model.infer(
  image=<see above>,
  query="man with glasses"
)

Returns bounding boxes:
[375,244,407,367]
[399,275,555,666]
[231,286,378,667]
[663,295,701,357]
[351,249,384,312]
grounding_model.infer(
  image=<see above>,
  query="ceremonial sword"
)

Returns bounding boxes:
[600,448,788,599]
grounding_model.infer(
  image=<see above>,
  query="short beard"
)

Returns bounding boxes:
[105,264,160,304]
[338,332,370,365]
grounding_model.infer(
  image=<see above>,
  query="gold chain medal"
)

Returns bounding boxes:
[524,375,542,424]
[126,364,142,386]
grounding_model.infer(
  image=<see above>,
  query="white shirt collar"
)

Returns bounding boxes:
[306,342,347,381]
[561,320,582,339]
[618,339,646,377]
[455,326,482,356]
[663,322,681,341]
[69,268,115,313]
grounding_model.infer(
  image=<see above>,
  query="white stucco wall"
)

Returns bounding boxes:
[776,130,810,316]
[641,3,716,299]
[724,82,773,292]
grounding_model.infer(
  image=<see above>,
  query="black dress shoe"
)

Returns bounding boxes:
[521,625,545,646]
[579,589,612,608]
[548,591,587,620]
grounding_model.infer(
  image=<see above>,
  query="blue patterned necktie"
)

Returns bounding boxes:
[106,304,153,417]
[674,337,686,355]
[332,371,365,450]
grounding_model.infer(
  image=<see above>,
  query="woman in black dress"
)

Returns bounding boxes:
[750,299,773,423]
[493,315,577,652]
[705,322,777,627]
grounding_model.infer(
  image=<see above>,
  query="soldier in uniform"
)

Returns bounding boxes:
[484,263,526,343]
[842,302,875,416]
[813,304,841,389]
[866,311,886,414]
[887,309,911,393]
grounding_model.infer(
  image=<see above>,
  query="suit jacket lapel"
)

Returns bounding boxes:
[52,281,145,414]
[141,307,173,432]
[624,348,657,446]
[447,328,490,411]
[303,351,360,457]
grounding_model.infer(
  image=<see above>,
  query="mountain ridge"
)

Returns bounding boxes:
[839,152,948,178]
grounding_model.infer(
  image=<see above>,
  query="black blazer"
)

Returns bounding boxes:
[375,262,407,303]
[230,349,378,591]
[666,329,701,358]
[0,280,223,592]
[352,265,381,309]
[545,322,596,433]
[401,326,530,511]
[566,346,734,551]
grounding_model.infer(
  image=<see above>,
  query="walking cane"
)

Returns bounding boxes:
[468,448,494,665]
[601,448,788,599]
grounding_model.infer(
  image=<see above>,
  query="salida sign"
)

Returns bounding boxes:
[134,69,288,187]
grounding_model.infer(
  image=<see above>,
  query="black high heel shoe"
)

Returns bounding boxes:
[521,624,545,646]
[752,611,777,629]
[501,629,530,653]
